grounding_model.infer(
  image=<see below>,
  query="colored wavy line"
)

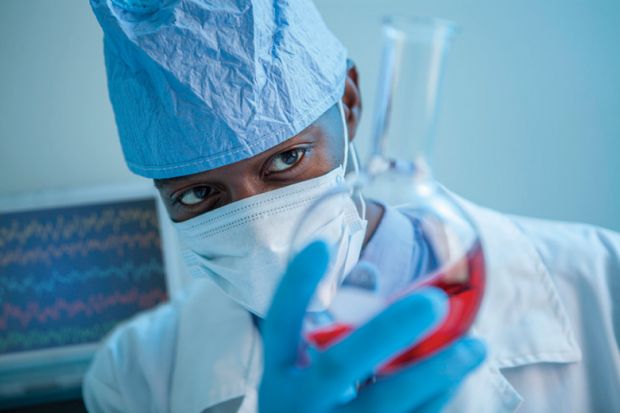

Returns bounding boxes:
[0,320,120,353]
[0,207,158,248]
[0,288,168,329]
[0,258,164,296]
[0,231,161,267]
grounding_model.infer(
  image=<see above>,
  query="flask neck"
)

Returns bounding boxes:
[367,153,433,182]
[370,16,456,170]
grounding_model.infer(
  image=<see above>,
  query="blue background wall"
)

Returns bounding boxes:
[1,0,618,231]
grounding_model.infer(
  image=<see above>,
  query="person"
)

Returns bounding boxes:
[85,0,620,412]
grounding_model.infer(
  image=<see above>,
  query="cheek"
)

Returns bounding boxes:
[157,193,175,218]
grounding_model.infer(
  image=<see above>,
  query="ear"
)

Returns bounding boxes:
[342,60,362,143]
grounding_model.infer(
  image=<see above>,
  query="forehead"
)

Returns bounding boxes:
[153,103,342,188]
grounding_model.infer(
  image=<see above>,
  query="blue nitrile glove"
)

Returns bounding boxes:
[259,240,486,413]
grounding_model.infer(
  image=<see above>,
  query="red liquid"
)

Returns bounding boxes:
[306,241,485,375]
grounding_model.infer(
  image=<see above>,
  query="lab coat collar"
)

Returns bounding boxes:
[448,195,582,412]
[359,203,416,295]
[457,196,582,367]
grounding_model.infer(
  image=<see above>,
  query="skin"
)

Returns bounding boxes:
[155,63,384,246]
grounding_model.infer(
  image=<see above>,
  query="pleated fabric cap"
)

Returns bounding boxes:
[90,0,347,179]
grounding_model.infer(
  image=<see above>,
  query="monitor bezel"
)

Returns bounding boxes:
[0,182,182,379]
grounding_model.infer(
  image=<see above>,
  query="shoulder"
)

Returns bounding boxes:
[82,279,251,413]
[83,295,182,413]
[451,191,620,283]
[509,215,620,284]
[509,215,620,339]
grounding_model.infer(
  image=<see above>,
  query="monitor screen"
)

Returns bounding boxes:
[0,184,173,405]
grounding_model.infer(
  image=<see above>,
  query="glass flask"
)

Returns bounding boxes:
[291,16,486,375]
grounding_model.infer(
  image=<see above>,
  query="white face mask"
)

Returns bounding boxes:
[173,102,368,317]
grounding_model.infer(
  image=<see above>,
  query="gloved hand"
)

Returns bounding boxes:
[259,240,486,413]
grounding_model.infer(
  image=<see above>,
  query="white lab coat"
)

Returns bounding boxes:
[82,198,620,413]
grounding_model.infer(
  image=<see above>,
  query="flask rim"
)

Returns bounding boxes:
[382,15,460,41]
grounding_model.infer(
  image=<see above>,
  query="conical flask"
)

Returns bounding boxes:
[290,16,486,375]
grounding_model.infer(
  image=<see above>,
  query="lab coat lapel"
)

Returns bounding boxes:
[446,196,582,412]
[462,198,582,367]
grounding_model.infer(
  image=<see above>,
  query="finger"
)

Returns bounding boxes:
[262,240,331,369]
[334,338,486,413]
[305,288,448,399]
[415,386,459,413]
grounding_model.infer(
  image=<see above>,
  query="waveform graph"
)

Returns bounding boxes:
[0,197,169,355]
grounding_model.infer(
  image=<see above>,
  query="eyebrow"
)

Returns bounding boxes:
[153,178,179,190]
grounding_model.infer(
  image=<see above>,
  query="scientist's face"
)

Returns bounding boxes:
[156,65,362,223]
[156,107,340,221]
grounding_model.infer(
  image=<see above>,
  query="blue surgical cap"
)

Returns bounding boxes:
[90,0,347,179]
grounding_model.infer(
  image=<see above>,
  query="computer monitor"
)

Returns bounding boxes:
[0,183,180,408]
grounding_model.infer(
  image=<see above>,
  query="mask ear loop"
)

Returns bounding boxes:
[338,100,350,171]
[338,100,367,220]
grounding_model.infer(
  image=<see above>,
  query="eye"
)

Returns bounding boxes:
[267,148,306,174]
[178,186,212,206]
